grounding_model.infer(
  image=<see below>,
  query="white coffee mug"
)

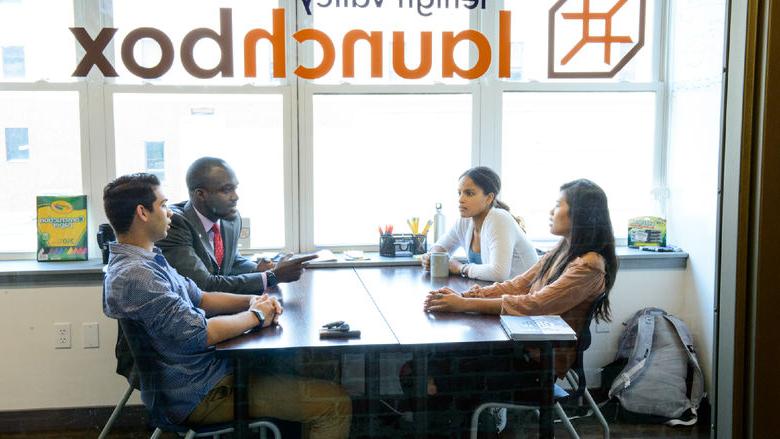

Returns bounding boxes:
[430,252,449,278]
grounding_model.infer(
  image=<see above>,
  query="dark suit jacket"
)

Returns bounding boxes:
[156,201,265,293]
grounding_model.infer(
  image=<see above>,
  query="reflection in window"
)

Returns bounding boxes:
[5,127,29,160]
[145,141,165,180]
[2,46,25,78]
[310,2,471,84]
[503,0,656,83]
[111,0,278,86]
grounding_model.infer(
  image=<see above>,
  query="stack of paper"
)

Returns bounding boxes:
[499,315,577,341]
[344,250,369,261]
[312,249,338,262]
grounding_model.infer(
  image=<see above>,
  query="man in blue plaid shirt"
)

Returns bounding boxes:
[102,173,350,438]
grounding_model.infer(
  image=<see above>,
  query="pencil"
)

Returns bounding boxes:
[421,219,433,236]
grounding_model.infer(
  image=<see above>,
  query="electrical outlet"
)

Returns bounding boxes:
[54,322,71,349]
[595,321,610,333]
[83,322,99,348]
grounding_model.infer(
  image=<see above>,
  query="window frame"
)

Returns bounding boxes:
[0,0,671,258]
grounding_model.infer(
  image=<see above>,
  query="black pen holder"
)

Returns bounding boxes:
[379,234,427,257]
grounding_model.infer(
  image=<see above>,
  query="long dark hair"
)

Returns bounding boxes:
[534,179,618,323]
[460,166,526,231]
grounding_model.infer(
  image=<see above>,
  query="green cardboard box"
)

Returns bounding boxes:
[36,195,88,261]
[627,216,667,248]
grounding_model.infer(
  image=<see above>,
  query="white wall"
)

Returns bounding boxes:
[0,266,693,412]
[663,0,727,395]
[583,267,690,387]
[0,283,140,411]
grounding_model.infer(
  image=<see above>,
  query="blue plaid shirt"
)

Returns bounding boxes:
[103,242,230,424]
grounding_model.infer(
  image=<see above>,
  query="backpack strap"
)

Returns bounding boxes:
[663,314,706,408]
[609,309,658,398]
[616,308,649,359]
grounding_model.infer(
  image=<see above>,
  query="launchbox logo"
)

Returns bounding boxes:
[68,0,644,81]
[548,0,646,78]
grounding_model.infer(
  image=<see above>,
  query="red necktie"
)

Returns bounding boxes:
[211,223,224,268]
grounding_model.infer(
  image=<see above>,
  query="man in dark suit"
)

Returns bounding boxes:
[157,157,314,293]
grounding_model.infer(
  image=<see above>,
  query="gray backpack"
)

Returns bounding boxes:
[608,307,705,426]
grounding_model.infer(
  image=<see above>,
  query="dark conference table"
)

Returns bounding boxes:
[216,266,573,438]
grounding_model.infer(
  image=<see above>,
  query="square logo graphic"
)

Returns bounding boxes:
[548,0,646,78]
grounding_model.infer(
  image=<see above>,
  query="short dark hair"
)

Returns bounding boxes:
[186,157,230,192]
[103,173,160,234]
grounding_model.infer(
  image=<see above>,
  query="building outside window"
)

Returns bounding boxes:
[2,46,25,78]
[4,127,29,161]
[144,141,165,181]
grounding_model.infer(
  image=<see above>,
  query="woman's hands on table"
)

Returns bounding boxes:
[424,287,467,313]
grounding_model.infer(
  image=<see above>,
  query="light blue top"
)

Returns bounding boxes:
[468,248,483,264]
[103,242,230,424]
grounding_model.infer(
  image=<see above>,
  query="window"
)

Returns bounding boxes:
[498,0,662,241]
[113,93,286,249]
[501,92,657,240]
[503,0,656,83]
[4,127,29,160]
[144,141,165,180]
[2,46,25,78]
[308,1,471,85]
[0,91,81,254]
[304,1,476,247]
[312,94,471,246]
[110,0,280,86]
[0,0,76,83]
[0,0,680,255]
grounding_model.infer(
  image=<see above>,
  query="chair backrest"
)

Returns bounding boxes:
[115,323,140,389]
[118,318,174,428]
[567,293,607,399]
[102,280,140,389]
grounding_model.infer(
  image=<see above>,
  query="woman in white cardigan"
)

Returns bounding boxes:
[421,166,538,282]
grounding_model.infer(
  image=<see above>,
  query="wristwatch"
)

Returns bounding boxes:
[249,308,265,329]
[460,264,470,278]
[266,270,278,288]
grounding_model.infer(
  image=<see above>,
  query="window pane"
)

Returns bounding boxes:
[0,0,75,82]
[111,0,282,85]
[503,0,655,82]
[310,2,471,84]
[114,93,285,249]
[501,92,656,240]
[0,91,81,253]
[313,94,471,246]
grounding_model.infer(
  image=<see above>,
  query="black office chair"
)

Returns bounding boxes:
[118,318,281,439]
[97,321,139,439]
[98,273,140,439]
[470,294,611,439]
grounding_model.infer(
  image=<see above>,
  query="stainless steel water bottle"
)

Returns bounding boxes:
[433,203,446,243]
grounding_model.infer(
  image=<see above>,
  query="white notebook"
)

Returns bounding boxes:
[499,315,577,341]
